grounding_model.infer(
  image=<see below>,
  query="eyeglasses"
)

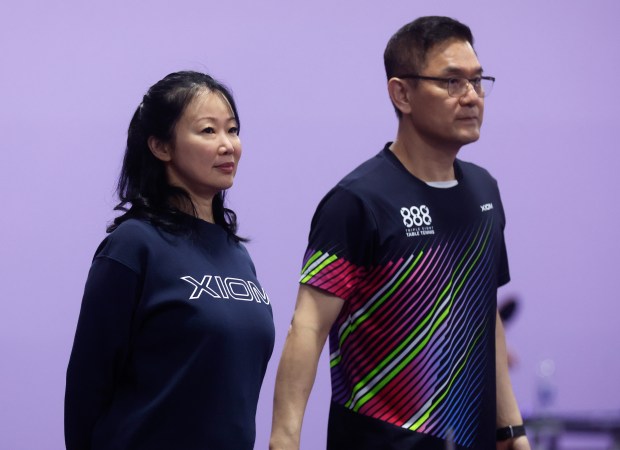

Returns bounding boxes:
[397,75,496,98]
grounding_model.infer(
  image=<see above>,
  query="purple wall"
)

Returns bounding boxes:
[1,1,619,448]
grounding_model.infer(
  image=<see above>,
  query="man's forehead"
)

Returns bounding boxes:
[421,39,481,73]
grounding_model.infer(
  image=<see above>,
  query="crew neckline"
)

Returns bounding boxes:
[382,143,463,189]
[426,180,459,189]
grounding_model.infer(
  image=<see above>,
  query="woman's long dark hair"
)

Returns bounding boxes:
[108,71,245,241]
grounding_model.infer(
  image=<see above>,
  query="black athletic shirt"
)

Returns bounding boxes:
[300,144,509,449]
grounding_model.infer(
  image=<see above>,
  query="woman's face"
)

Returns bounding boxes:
[162,89,242,202]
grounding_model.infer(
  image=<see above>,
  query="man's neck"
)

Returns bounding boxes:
[390,135,460,183]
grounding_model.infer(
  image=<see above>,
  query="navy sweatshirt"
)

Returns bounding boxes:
[65,218,275,450]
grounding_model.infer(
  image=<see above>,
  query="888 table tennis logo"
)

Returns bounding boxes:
[400,204,435,237]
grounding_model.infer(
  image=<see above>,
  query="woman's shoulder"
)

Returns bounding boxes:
[93,219,163,271]
[109,218,159,238]
[104,218,165,248]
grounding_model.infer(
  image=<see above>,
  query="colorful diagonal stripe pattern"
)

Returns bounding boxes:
[300,218,498,447]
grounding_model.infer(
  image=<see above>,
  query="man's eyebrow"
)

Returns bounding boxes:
[441,66,484,76]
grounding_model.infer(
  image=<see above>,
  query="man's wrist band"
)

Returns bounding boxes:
[496,424,526,441]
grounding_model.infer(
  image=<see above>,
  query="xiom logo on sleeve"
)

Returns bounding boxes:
[400,204,435,237]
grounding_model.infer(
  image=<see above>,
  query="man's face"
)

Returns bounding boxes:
[407,39,485,150]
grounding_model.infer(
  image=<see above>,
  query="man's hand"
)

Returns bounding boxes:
[497,435,531,450]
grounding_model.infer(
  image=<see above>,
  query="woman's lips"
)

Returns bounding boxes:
[215,162,235,173]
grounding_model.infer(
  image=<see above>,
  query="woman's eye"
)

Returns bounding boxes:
[229,127,239,135]
[202,127,215,134]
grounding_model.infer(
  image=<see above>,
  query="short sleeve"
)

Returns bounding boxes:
[300,187,378,302]
[495,186,510,287]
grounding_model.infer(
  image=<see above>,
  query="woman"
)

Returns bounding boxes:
[65,71,275,450]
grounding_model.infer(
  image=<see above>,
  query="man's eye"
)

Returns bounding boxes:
[470,77,482,87]
[448,78,462,87]
[202,127,215,134]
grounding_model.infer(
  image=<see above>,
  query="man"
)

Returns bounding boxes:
[270,16,530,450]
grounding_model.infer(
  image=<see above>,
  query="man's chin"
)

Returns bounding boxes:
[459,131,481,145]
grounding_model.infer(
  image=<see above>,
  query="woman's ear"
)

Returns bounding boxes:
[387,78,413,116]
[148,136,172,162]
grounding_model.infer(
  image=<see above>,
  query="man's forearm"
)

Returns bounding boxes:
[496,312,523,425]
[496,311,531,449]
[269,325,325,450]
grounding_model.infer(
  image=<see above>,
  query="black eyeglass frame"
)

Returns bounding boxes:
[396,74,496,98]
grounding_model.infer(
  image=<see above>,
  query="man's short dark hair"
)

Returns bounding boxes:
[384,16,474,80]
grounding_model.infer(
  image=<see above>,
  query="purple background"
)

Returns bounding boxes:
[1,1,619,448]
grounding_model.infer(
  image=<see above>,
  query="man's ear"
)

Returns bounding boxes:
[148,136,172,162]
[387,78,413,116]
